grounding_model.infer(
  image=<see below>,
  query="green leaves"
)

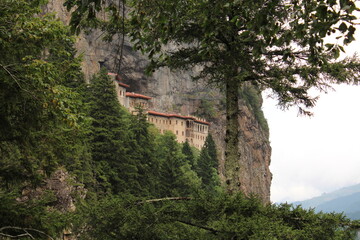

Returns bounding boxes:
[338,22,348,33]
[73,192,359,240]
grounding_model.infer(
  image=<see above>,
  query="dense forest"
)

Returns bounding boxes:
[1,0,360,239]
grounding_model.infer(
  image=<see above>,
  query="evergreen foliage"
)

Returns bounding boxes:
[127,108,158,197]
[239,84,269,136]
[3,1,360,239]
[197,135,220,192]
[72,192,360,240]
[87,68,139,195]
[154,132,201,197]
[182,140,196,169]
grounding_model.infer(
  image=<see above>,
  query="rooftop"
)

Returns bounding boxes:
[148,111,210,125]
[117,81,130,88]
[126,92,152,100]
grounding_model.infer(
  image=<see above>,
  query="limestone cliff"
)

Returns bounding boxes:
[44,0,272,203]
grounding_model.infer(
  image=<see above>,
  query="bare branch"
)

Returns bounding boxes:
[0,64,38,100]
[137,197,192,205]
[0,226,54,240]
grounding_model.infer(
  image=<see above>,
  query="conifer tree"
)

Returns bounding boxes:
[197,134,220,192]
[155,132,200,197]
[127,108,158,196]
[182,140,196,170]
[88,68,138,194]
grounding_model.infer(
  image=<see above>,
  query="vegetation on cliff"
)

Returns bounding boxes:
[1,0,360,239]
[64,0,360,194]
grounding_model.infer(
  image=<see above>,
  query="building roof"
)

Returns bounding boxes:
[126,92,152,100]
[147,111,210,125]
[117,81,130,88]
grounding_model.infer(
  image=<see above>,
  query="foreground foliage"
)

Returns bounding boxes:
[1,0,360,239]
[73,192,360,240]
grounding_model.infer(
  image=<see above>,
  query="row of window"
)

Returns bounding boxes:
[195,134,206,141]
[129,101,147,108]
[195,124,208,133]
[149,117,208,133]
[149,117,184,126]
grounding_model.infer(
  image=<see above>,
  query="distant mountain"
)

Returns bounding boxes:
[295,183,360,220]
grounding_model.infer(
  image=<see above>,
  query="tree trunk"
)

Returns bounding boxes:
[224,78,241,193]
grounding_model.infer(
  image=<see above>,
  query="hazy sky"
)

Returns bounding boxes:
[263,85,360,203]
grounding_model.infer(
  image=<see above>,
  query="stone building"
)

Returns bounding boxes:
[110,72,130,107]
[108,72,209,149]
[126,92,152,113]
[148,111,210,149]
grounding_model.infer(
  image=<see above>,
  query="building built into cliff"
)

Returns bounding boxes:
[148,111,209,149]
[109,72,210,149]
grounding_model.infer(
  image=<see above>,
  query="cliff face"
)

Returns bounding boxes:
[45,0,272,203]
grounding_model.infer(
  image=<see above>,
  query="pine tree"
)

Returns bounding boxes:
[197,134,220,192]
[155,132,200,197]
[182,140,196,170]
[127,108,158,197]
[88,68,138,194]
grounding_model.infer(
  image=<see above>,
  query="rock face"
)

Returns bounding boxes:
[17,169,86,212]
[45,0,272,203]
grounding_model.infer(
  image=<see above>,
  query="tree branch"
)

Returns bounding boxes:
[0,226,54,240]
[175,219,220,235]
[0,64,38,100]
[136,197,192,205]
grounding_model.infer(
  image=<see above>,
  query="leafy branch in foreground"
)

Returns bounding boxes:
[72,192,360,240]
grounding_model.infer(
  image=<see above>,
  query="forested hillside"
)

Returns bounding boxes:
[2,0,360,239]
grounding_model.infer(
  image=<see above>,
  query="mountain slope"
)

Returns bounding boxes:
[295,183,360,219]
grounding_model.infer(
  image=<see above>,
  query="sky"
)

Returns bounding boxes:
[263,85,360,203]
[263,26,360,203]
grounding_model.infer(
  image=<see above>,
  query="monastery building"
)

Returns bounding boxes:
[109,73,210,149]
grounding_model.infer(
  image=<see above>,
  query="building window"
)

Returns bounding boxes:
[182,131,184,136]
[169,120,171,124]
[176,130,178,135]
[176,120,178,124]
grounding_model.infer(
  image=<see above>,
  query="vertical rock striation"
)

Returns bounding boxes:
[45,0,272,203]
